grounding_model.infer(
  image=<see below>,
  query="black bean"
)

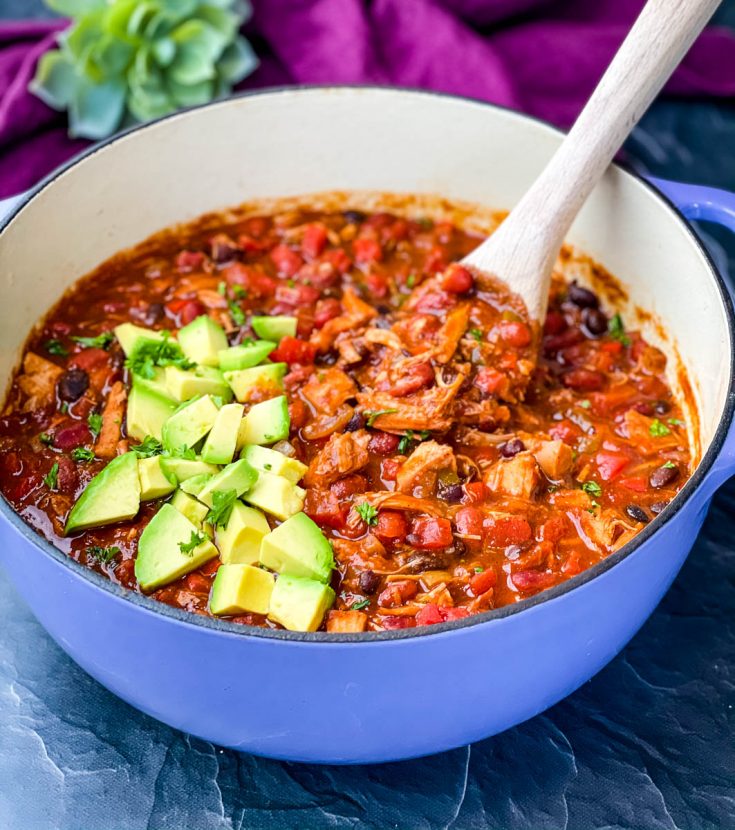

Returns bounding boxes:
[567,281,599,309]
[405,552,452,573]
[345,412,365,432]
[625,504,650,524]
[210,238,240,264]
[653,400,671,415]
[582,307,608,337]
[342,210,366,225]
[438,482,463,503]
[500,438,525,458]
[57,369,89,402]
[649,464,679,489]
[650,501,669,515]
[358,570,381,594]
[142,302,164,326]
[376,304,391,315]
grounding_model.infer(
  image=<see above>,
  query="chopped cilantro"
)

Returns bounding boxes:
[87,412,103,439]
[474,566,484,573]
[608,313,631,346]
[179,530,206,556]
[207,489,238,528]
[351,598,371,610]
[416,217,433,230]
[39,432,54,446]
[72,331,114,350]
[578,399,591,409]
[355,501,378,526]
[217,281,227,296]
[286,279,296,288]
[397,429,431,454]
[228,299,246,326]
[125,333,193,380]
[43,462,59,490]
[662,461,677,469]
[364,409,397,428]
[668,418,684,427]
[132,435,163,458]
[582,480,602,498]
[649,419,671,437]
[45,339,68,356]
[71,447,95,462]
[406,273,417,288]
[166,445,196,460]
[469,328,484,342]
[87,545,120,565]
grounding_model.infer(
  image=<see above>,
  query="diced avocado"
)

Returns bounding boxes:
[238,396,290,446]
[180,473,213,497]
[131,366,170,399]
[244,471,305,522]
[159,456,219,482]
[268,575,335,632]
[224,363,287,403]
[126,384,177,442]
[197,458,259,507]
[65,452,140,534]
[241,444,307,484]
[171,488,210,529]
[135,503,218,590]
[251,315,297,341]
[162,394,220,453]
[259,511,333,581]
[216,502,270,565]
[165,365,233,402]
[177,315,228,366]
[218,340,276,372]
[114,322,166,357]
[201,402,244,465]
[138,455,176,501]
[210,564,275,616]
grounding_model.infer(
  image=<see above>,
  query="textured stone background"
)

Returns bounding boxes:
[1,3,734,829]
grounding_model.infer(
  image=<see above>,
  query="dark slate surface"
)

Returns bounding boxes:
[1,3,735,829]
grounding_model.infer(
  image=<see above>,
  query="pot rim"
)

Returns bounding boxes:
[1,84,733,644]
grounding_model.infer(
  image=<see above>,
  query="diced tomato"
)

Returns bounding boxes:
[382,219,409,242]
[562,369,605,391]
[314,298,342,329]
[165,298,205,326]
[175,250,206,272]
[304,489,348,530]
[53,420,92,451]
[384,362,434,397]
[410,517,453,549]
[236,234,268,255]
[240,216,269,238]
[320,248,352,274]
[511,570,556,593]
[381,458,400,481]
[442,607,470,621]
[601,340,624,355]
[185,573,211,594]
[475,368,506,396]
[549,419,582,445]
[544,311,567,336]
[369,431,400,455]
[416,603,444,626]
[331,474,368,499]
[424,245,447,273]
[539,516,568,544]
[223,263,278,298]
[380,615,416,630]
[353,237,383,264]
[275,283,320,307]
[595,451,629,481]
[485,516,532,547]
[375,510,408,543]
[462,481,487,503]
[441,264,474,294]
[200,558,221,576]
[301,224,328,259]
[469,568,497,596]
[270,244,304,277]
[619,476,648,493]
[378,580,417,608]
[454,506,484,537]
[365,272,389,298]
[414,290,453,313]
[269,336,317,366]
[70,348,109,372]
[499,320,532,348]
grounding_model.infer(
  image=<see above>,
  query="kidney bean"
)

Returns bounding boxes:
[57,369,89,402]
[141,302,164,325]
[562,369,605,391]
[342,210,366,225]
[650,501,669,515]
[649,464,679,489]
[567,281,599,308]
[368,431,400,455]
[653,400,671,415]
[500,438,525,458]
[53,420,92,451]
[404,552,451,573]
[625,504,650,524]
[441,264,474,294]
[359,570,381,595]
[582,307,608,337]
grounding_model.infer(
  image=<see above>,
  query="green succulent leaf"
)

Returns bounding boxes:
[32,0,257,139]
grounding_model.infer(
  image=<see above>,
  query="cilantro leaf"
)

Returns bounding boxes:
[125,333,193,380]
[71,447,95,462]
[45,339,68,356]
[649,419,671,437]
[582,480,602,498]
[578,399,591,409]
[39,432,54,446]
[179,530,206,557]
[608,313,631,346]
[364,409,397,428]
[351,598,371,610]
[87,545,121,565]
[668,418,685,427]
[132,435,163,458]
[355,501,378,526]
[662,461,677,469]
[206,489,238,528]
[228,299,246,326]
[43,462,59,490]
[468,328,484,342]
[87,412,103,439]
[72,331,114,350]
[217,281,227,296]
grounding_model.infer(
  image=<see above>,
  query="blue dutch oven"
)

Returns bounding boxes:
[0,89,734,764]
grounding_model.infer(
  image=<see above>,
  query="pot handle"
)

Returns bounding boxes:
[651,176,735,493]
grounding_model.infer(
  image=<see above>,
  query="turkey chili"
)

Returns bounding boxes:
[0,201,691,633]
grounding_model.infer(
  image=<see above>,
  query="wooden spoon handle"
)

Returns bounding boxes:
[463,0,722,322]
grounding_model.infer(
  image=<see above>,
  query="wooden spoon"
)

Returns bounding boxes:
[462,0,722,325]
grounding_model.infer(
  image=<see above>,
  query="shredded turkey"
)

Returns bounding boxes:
[94,381,127,459]
[17,352,63,411]
[303,429,370,487]
[483,452,540,500]
[395,440,456,497]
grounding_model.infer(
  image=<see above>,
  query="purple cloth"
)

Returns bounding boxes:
[2,0,735,199]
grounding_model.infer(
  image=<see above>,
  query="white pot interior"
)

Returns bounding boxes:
[0,88,730,464]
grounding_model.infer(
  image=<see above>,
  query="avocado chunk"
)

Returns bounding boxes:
[179,473,213,497]
[170,488,210,530]
[138,455,176,501]
[218,340,276,372]
[241,444,307,484]
[197,458,259,507]
[114,322,166,357]
[127,383,177,442]
[165,365,233,402]
[135,503,218,590]
[216,502,270,564]
[210,563,275,616]
[159,456,219,482]
[177,315,228,366]
[162,394,220,454]
[243,471,305,521]
[268,575,335,632]
[259,511,332,581]
[251,315,297,341]
[238,396,290,446]
[131,366,170,399]
[65,452,141,534]
[223,363,287,403]
[201,402,244,465]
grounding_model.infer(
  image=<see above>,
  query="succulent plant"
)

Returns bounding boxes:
[31,0,258,139]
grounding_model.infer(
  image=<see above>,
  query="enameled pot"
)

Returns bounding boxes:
[1,88,735,764]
